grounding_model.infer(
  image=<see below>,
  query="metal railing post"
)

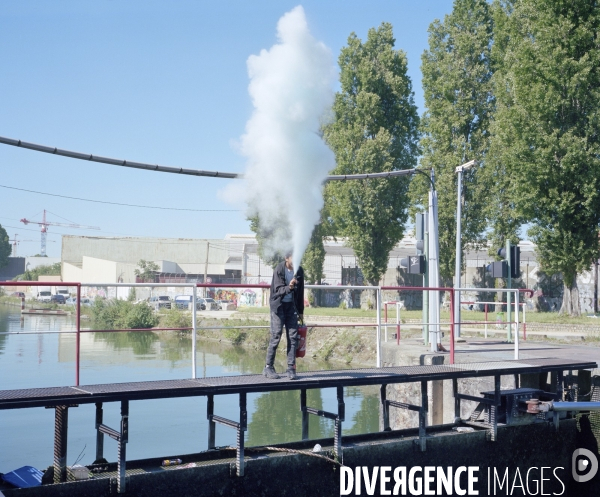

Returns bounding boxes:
[484,303,488,338]
[76,284,81,386]
[192,285,197,379]
[376,288,382,368]
[384,303,388,343]
[396,302,401,346]
[523,300,527,340]
[449,289,455,364]
[514,290,519,360]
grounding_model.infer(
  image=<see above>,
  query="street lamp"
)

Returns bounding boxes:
[454,159,477,338]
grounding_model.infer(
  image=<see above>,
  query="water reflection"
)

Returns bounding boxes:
[93,331,160,356]
[247,389,330,445]
[0,304,380,471]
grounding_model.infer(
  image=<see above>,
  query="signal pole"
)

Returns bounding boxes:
[506,239,512,342]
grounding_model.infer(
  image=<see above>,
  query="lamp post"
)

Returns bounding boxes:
[454,159,477,338]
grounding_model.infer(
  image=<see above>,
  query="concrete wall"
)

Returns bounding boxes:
[4,421,591,497]
[63,262,82,282]
[62,236,227,272]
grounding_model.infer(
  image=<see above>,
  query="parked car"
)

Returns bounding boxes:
[174,295,204,310]
[37,291,52,303]
[50,294,66,304]
[11,292,25,298]
[65,297,92,307]
[200,298,219,311]
[216,300,237,311]
[149,295,172,310]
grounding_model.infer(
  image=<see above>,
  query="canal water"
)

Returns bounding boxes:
[0,304,380,472]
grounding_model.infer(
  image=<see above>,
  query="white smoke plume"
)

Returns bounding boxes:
[230,5,336,271]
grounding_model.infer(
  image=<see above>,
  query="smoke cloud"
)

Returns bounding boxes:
[228,5,336,271]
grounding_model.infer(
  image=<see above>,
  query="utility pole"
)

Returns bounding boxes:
[203,242,210,298]
[454,160,477,338]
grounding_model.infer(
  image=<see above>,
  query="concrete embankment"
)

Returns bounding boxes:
[2,420,596,496]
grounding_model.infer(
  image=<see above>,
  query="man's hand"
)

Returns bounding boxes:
[289,278,297,290]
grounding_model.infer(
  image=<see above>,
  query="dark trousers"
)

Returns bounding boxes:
[266,301,298,369]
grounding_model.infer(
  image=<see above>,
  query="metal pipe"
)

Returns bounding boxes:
[551,402,600,412]
[0,135,240,179]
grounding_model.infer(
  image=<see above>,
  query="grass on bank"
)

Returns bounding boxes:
[235,305,600,325]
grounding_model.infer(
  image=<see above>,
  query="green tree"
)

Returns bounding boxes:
[490,0,600,316]
[134,259,159,282]
[248,216,287,268]
[411,0,494,283]
[323,23,420,287]
[15,262,61,281]
[301,223,326,285]
[0,224,11,269]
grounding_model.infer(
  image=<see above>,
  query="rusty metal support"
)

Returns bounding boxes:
[300,389,308,440]
[53,406,69,483]
[419,381,428,451]
[95,402,104,462]
[117,400,129,493]
[380,384,390,431]
[207,394,215,450]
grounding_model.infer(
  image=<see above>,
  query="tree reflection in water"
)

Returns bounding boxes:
[247,388,331,445]
[93,331,159,356]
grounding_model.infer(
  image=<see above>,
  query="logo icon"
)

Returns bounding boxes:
[572,448,599,483]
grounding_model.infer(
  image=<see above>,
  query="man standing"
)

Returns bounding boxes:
[263,252,304,380]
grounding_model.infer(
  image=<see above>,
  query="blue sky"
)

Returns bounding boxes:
[0,1,455,258]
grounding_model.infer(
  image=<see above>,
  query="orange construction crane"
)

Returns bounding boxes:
[20,210,100,256]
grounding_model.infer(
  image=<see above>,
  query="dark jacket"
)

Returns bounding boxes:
[269,261,304,314]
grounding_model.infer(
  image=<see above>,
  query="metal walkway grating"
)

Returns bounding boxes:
[0,358,595,410]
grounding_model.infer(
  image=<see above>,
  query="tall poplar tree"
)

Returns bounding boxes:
[412,0,495,283]
[491,0,600,315]
[323,23,419,288]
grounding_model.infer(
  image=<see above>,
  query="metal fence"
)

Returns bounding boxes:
[1,281,534,386]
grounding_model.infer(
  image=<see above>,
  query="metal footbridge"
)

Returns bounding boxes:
[0,357,596,493]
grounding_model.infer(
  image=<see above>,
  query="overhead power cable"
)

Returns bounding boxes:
[0,184,240,212]
[0,135,421,182]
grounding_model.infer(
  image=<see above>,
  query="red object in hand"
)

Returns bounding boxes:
[296,325,307,358]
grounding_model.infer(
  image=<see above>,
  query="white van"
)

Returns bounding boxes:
[37,291,52,303]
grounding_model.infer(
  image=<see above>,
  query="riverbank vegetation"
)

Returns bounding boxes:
[91,299,158,330]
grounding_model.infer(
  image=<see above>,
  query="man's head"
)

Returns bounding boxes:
[284,252,293,269]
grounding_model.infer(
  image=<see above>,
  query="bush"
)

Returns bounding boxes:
[162,308,192,329]
[223,328,245,345]
[122,302,159,329]
[91,299,158,330]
